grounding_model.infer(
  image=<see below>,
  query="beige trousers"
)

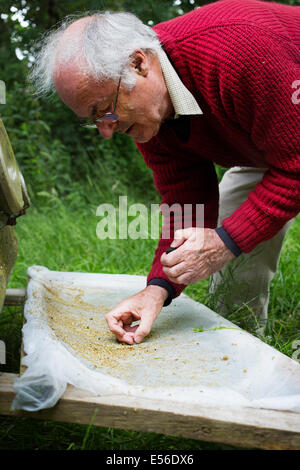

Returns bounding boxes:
[210,167,294,322]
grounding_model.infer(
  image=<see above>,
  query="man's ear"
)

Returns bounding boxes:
[130,50,148,76]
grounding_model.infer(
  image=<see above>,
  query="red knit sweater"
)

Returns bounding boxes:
[136,0,300,299]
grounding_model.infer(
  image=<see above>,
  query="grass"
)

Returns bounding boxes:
[0,415,240,450]
[0,200,299,450]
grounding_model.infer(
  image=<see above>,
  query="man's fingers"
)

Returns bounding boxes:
[162,261,186,278]
[134,313,154,344]
[110,319,136,344]
[124,324,139,333]
[161,228,196,266]
[170,237,185,249]
[105,309,141,344]
[169,228,192,250]
[160,245,185,267]
[116,331,135,345]
[106,317,125,336]
[105,289,163,346]
[173,227,194,242]
[173,227,204,246]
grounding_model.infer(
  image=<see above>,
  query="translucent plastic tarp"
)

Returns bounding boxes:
[12,266,300,412]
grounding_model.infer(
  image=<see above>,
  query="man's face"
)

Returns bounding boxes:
[53,51,173,143]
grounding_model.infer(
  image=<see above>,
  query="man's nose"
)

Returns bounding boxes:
[96,120,118,139]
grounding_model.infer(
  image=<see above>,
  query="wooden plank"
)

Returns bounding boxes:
[1,372,300,450]
[4,288,26,306]
[4,289,26,306]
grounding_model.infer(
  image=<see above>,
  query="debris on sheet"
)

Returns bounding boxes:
[11,266,300,412]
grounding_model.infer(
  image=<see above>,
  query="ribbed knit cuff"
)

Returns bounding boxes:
[215,226,242,257]
[147,278,176,307]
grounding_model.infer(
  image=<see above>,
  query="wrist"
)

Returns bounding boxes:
[215,226,242,258]
[145,284,169,304]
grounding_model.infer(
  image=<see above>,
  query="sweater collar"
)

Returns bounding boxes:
[156,46,203,119]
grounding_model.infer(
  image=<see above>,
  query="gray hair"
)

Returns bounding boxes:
[30,11,161,95]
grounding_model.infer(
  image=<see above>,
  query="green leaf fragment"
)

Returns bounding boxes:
[193,326,244,333]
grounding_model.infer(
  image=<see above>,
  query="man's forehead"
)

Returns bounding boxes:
[53,66,114,116]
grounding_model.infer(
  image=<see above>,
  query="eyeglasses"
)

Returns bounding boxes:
[80,75,122,128]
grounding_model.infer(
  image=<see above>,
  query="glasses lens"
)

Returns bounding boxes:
[80,113,119,128]
[96,113,118,123]
[80,123,97,128]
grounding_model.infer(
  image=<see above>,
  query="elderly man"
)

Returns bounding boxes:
[31,0,300,344]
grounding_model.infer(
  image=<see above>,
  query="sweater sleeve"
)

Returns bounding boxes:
[213,25,300,252]
[136,134,219,299]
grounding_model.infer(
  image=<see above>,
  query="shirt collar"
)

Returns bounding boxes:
[156,47,203,119]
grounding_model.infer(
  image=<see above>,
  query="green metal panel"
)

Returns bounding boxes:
[0,226,18,313]
[0,83,29,311]
[0,119,24,221]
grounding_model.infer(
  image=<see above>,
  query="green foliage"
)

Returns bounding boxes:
[0,0,298,208]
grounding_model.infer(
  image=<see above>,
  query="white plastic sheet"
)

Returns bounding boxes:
[12,266,300,412]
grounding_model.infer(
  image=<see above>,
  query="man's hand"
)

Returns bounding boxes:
[160,227,235,285]
[105,285,168,345]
